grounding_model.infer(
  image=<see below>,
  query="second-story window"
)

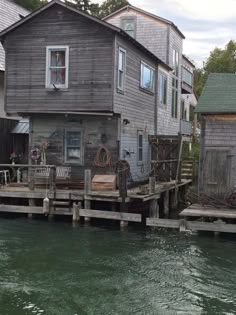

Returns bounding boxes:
[140,63,155,92]
[46,46,69,88]
[158,72,167,105]
[121,17,136,38]
[171,49,179,118]
[137,131,143,163]
[118,48,126,91]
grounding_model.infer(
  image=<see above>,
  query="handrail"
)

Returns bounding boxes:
[0,164,56,192]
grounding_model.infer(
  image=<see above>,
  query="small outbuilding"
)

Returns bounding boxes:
[195,73,236,197]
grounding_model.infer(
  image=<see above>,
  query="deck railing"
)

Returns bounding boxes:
[0,164,57,192]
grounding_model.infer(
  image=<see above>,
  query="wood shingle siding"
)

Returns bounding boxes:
[105,7,184,136]
[4,4,114,114]
[114,35,156,179]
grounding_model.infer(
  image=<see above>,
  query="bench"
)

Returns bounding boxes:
[35,166,71,180]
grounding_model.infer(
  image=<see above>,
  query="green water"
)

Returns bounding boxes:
[0,219,236,315]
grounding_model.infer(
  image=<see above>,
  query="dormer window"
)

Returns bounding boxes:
[46,46,69,89]
[121,17,136,38]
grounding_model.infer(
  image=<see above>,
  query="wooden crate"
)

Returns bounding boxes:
[91,175,117,191]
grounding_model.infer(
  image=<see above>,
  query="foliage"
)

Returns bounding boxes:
[97,0,129,18]
[16,0,129,17]
[204,40,236,74]
[15,0,47,11]
[65,0,93,13]
[193,68,207,98]
[195,40,236,98]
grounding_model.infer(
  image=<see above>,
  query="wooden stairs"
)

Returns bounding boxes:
[181,159,193,180]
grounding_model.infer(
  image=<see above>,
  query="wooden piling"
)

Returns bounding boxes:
[149,198,159,219]
[49,166,56,194]
[118,168,128,227]
[163,191,170,217]
[149,177,155,194]
[72,202,80,225]
[84,169,91,223]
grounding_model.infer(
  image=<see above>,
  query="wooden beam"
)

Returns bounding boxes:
[180,207,236,219]
[79,209,141,222]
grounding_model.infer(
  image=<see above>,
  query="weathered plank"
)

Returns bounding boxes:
[79,209,142,222]
[180,206,236,219]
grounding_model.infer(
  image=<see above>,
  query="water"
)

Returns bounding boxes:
[0,219,236,315]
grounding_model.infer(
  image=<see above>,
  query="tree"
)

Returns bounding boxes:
[193,68,207,98]
[65,0,93,13]
[204,40,236,74]
[15,0,47,11]
[194,40,236,97]
[98,0,129,18]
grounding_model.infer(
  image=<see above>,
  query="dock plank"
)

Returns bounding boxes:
[180,204,236,219]
[80,209,142,222]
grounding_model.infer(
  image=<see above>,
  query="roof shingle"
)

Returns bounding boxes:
[195,73,236,113]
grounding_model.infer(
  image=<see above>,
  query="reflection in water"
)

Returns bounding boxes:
[0,219,236,315]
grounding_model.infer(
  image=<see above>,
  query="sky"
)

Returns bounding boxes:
[94,0,236,68]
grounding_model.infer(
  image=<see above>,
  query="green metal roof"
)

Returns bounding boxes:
[195,73,236,113]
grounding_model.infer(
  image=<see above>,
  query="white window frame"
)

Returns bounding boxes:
[46,45,69,89]
[137,130,144,164]
[140,62,155,92]
[64,129,83,165]
[158,71,168,105]
[117,47,126,91]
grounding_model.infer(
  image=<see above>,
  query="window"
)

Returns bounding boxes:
[181,99,187,120]
[182,66,193,87]
[171,49,179,118]
[158,72,167,105]
[118,48,126,90]
[137,131,143,163]
[140,63,155,92]
[46,46,69,88]
[65,131,82,164]
[121,17,136,38]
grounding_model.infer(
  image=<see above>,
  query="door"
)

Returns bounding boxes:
[202,149,232,197]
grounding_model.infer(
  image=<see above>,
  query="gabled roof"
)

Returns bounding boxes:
[0,0,29,71]
[195,73,236,113]
[0,0,171,71]
[103,4,185,39]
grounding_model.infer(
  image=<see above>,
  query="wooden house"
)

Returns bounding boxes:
[195,73,236,197]
[0,0,29,164]
[104,5,195,137]
[0,0,171,182]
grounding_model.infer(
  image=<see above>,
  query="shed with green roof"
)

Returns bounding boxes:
[197,73,236,197]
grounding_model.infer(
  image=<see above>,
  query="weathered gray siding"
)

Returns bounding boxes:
[31,114,119,180]
[105,9,168,63]
[114,35,156,180]
[0,71,4,117]
[4,4,114,114]
[0,0,29,71]
[199,116,236,195]
[106,8,184,136]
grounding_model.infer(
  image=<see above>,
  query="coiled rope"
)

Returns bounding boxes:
[94,145,112,168]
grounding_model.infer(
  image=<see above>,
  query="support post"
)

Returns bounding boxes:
[84,169,91,223]
[72,202,80,225]
[163,191,170,217]
[149,177,155,194]
[149,198,159,219]
[49,166,56,194]
[28,166,35,191]
[118,168,128,227]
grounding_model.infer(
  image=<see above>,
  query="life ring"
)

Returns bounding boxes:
[31,148,41,161]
